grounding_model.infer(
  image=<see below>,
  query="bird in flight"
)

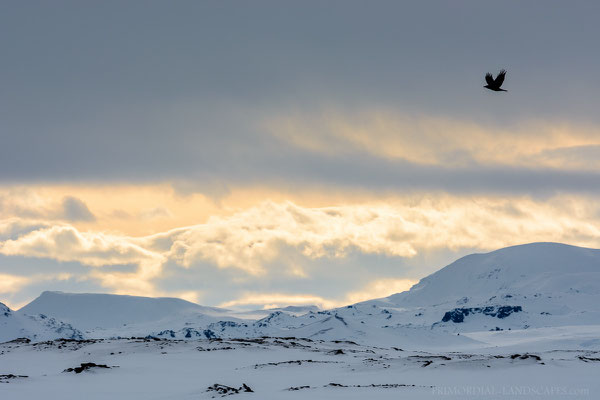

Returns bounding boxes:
[484,69,507,92]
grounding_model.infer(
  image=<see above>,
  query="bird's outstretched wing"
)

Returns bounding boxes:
[485,72,494,86]
[494,69,507,87]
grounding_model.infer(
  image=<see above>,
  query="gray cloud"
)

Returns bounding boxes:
[536,145,600,169]
[0,1,600,197]
[60,196,95,222]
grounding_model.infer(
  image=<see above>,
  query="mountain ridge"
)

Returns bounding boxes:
[4,242,600,345]
[19,290,230,330]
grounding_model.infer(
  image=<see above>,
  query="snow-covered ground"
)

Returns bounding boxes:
[0,332,598,399]
[1,242,599,398]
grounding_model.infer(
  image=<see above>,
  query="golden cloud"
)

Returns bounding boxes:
[0,273,30,295]
[218,279,419,309]
[165,201,421,275]
[267,110,600,169]
[344,278,418,305]
[2,194,600,304]
[0,223,165,297]
[219,293,337,309]
[161,196,600,277]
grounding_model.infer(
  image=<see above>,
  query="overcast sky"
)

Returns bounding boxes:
[2,1,600,309]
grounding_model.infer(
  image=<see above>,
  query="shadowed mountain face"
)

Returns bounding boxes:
[5,243,600,345]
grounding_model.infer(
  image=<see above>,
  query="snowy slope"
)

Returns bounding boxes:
[0,302,83,343]
[386,242,600,306]
[365,242,600,333]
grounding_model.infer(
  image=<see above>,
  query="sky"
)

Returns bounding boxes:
[2,1,600,310]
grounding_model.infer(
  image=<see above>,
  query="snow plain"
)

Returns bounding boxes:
[1,332,598,399]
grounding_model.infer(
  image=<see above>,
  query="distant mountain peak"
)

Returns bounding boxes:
[384,242,600,306]
[19,291,228,330]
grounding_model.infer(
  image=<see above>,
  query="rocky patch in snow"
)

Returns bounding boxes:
[441,306,522,323]
[509,353,542,361]
[0,374,28,383]
[63,362,113,374]
[206,383,253,397]
[251,359,340,369]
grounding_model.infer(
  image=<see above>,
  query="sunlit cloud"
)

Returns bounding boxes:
[0,224,161,268]
[165,201,421,275]
[344,278,417,305]
[0,189,96,223]
[175,290,201,304]
[164,196,600,276]
[0,223,165,297]
[267,110,600,169]
[0,185,224,236]
[0,218,50,241]
[2,193,600,306]
[140,207,173,220]
[218,279,418,309]
[219,293,338,310]
[0,272,75,309]
[0,273,30,295]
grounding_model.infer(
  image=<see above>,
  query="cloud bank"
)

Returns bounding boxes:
[2,194,600,308]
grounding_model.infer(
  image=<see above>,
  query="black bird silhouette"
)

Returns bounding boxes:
[484,69,507,92]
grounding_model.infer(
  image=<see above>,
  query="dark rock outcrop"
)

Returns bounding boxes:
[206,383,253,396]
[0,374,28,383]
[63,362,112,374]
[442,306,522,323]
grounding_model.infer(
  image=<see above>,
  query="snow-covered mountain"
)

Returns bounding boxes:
[0,301,83,343]
[19,291,229,331]
[387,241,600,306]
[360,242,600,334]
[214,242,600,342]
[3,242,600,346]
